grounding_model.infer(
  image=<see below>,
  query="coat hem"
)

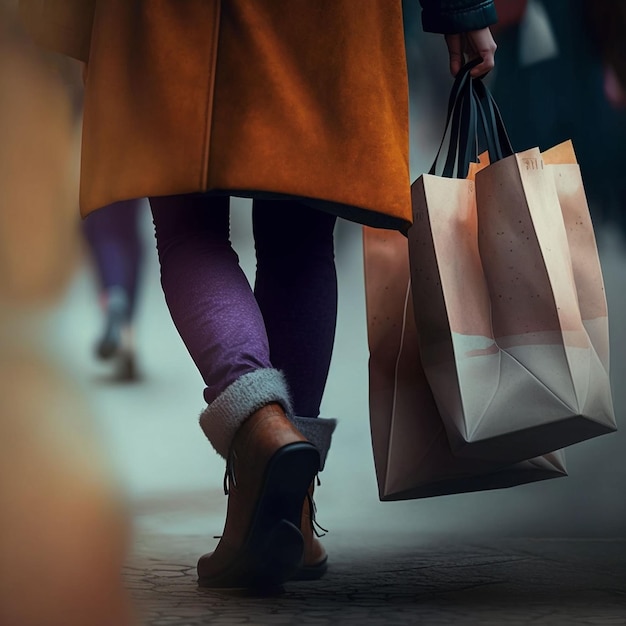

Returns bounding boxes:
[82,189,411,235]
[215,189,412,235]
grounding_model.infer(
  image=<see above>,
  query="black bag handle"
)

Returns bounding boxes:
[456,83,479,177]
[429,59,480,178]
[472,78,514,162]
[428,60,514,180]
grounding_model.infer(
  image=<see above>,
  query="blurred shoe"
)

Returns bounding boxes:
[95,286,129,360]
[114,349,141,383]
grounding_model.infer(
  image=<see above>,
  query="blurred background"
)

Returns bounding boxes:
[1,0,625,623]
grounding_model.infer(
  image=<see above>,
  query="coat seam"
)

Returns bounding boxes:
[201,0,222,190]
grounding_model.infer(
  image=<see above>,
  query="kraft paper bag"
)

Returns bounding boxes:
[544,141,610,374]
[472,141,609,370]
[408,140,616,464]
[364,226,566,500]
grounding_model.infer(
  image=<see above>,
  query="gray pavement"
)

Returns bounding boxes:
[126,532,626,625]
[49,201,626,624]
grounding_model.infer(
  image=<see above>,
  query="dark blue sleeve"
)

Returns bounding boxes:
[418,0,498,34]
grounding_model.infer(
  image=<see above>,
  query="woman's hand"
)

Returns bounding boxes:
[445,27,497,77]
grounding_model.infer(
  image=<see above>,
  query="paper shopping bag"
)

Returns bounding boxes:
[471,140,610,372]
[364,226,566,500]
[408,82,616,463]
[543,140,610,373]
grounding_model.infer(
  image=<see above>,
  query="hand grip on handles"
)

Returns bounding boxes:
[428,60,514,180]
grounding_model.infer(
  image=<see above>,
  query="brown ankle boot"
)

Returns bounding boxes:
[292,480,328,581]
[197,403,320,588]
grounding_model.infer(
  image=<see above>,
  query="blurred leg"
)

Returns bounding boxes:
[82,198,144,316]
[82,199,144,375]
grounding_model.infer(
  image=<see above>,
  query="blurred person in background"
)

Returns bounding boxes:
[57,63,147,383]
[489,0,626,234]
[19,0,497,589]
[0,3,136,625]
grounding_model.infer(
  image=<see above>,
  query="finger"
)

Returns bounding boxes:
[469,48,496,77]
[445,34,464,77]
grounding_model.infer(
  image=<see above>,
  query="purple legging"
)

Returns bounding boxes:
[149,194,338,418]
[82,198,144,316]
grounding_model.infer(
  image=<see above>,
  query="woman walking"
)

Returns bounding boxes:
[19,0,497,588]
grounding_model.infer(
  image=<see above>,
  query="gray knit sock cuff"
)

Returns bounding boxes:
[199,369,293,459]
[292,416,337,471]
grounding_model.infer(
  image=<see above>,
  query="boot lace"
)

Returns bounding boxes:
[219,464,329,538]
[222,450,237,495]
[307,475,329,538]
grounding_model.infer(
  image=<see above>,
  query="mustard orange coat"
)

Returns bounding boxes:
[21,1,413,230]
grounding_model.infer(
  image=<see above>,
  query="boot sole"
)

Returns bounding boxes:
[198,442,320,589]
[291,556,328,581]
